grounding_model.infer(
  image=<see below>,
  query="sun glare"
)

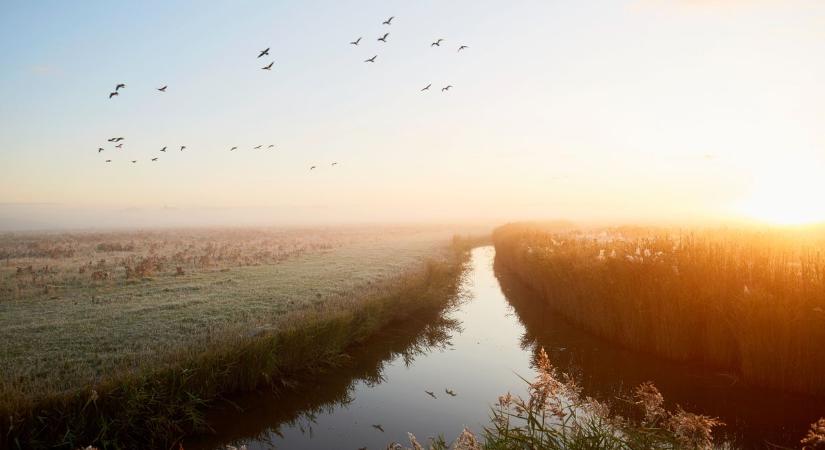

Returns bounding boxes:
[738,163,825,226]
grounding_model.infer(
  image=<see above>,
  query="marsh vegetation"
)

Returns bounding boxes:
[0,226,475,449]
[493,222,825,396]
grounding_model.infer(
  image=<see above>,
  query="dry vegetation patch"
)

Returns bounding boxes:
[493,222,825,396]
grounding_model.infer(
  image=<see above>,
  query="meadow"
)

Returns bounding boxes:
[0,226,477,449]
[493,222,825,397]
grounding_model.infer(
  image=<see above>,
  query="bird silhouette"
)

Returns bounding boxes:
[372,424,384,432]
[262,61,274,70]
[350,37,361,46]
[107,138,117,142]
[445,389,457,397]
[157,85,167,92]
[364,55,377,63]
[160,147,167,152]
[115,143,123,149]
[421,84,431,91]
[310,165,316,170]
[378,33,389,42]
[230,146,238,151]
[267,144,275,148]
[180,145,186,151]
[442,85,453,92]
[109,92,118,99]
[331,162,338,166]
[458,45,468,52]
[431,38,444,47]
[114,137,124,142]
[97,148,104,153]
[258,47,270,58]
[131,160,137,163]
[115,83,126,91]
[151,157,158,161]
[253,145,262,149]
[383,16,394,25]
[105,159,111,163]
[425,390,437,399]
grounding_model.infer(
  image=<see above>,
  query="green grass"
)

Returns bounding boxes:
[0,227,479,449]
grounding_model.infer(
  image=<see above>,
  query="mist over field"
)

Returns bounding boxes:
[2,1,824,449]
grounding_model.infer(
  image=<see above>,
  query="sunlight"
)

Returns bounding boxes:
[738,161,825,226]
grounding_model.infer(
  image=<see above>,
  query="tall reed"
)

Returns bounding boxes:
[493,223,825,396]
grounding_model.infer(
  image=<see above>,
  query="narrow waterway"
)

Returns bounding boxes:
[192,246,823,449]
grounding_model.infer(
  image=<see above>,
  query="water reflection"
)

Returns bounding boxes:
[493,255,823,448]
[190,247,821,450]
[188,300,463,449]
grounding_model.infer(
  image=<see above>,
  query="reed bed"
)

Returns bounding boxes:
[493,222,825,396]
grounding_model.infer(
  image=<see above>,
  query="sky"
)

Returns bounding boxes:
[1,0,824,230]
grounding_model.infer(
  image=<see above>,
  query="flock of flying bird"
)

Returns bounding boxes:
[352,15,467,93]
[98,14,467,168]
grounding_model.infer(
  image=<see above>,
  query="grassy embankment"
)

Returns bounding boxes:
[0,227,479,449]
[492,222,825,397]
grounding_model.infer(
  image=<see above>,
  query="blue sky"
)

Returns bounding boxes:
[1,1,824,228]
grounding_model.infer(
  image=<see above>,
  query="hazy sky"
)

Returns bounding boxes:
[1,0,824,229]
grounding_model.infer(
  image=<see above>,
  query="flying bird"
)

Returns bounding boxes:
[262,61,274,70]
[350,37,361,46]
[253,145,262,149]
[180,145,186,151]
[364,55,377,63]
[97,148,105,153]
[108,92,118,99]
[445,389,457,397]
[230,146,238,151]
[421,84,431,91]
[383,16,394,25]
[425,390,437,399]
[160,147,167,152]
[431,38,444,47]
[131,160,137,163]
[331,162,337,166]
[105,160,111,163]
[309,165,316,170]
[151,157,158,162]
[442,85,453,92]
[115,83,126,91]
[458,45,468,52]
[115,143,123,148]
[114,137,124,142]
[157,85,167,92]
[378,33,389,42]
[267,144,275,148]
[107,138,117,142]
[372,424,384,433]
[258,47,270,58]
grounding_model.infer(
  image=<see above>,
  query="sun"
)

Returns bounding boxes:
[737,161,825,226]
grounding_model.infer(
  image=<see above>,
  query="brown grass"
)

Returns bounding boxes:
[493,222,825,396]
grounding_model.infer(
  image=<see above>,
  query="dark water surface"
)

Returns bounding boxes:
[191,246,823,449]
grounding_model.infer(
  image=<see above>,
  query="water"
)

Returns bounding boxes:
[192,246,823,449]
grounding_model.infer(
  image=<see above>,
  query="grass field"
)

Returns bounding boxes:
[0,226,480,449]
[493,222,825,397]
